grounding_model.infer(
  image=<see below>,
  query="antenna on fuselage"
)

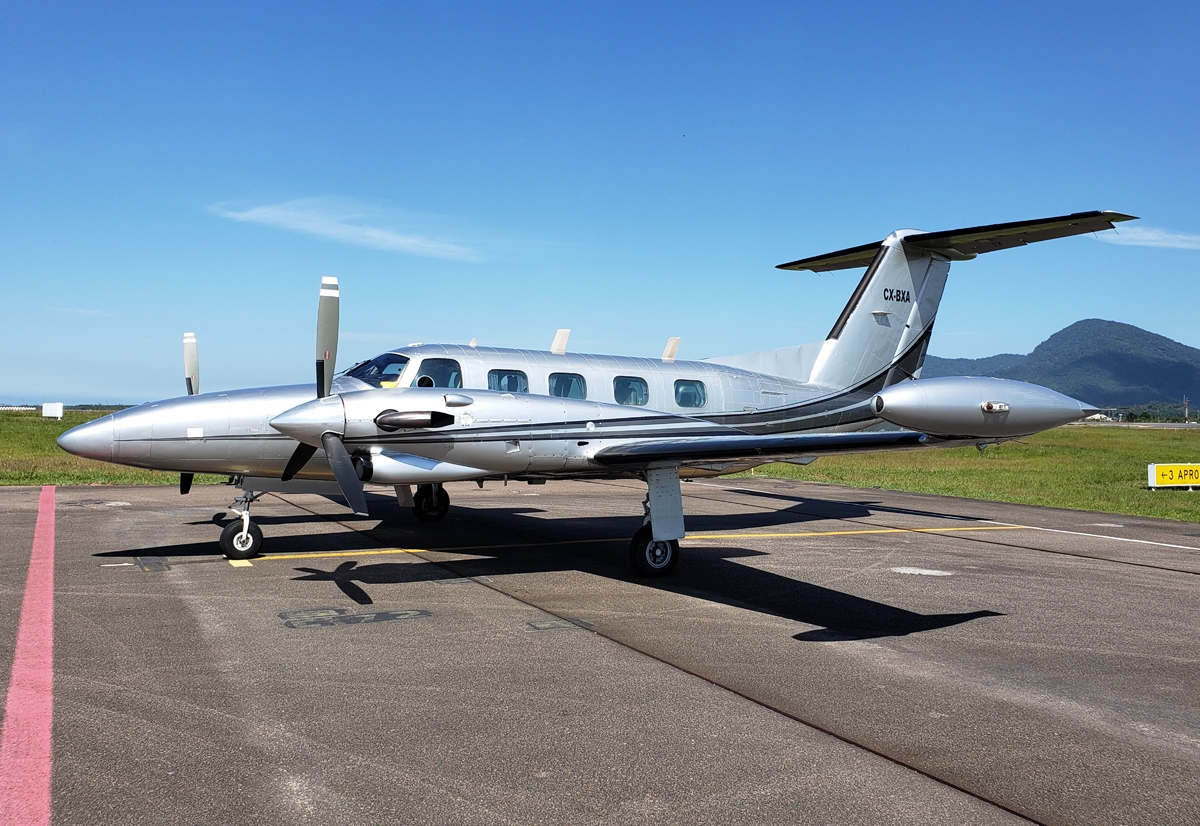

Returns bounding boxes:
[550,329,570,355]
[662,337,681,363]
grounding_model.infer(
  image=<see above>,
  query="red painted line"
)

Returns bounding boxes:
[0,486,55,826]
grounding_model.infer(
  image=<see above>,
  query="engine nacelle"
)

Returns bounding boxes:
[873,376,1094,438]
[356,451,487,485]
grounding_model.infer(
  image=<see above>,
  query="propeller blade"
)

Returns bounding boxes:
[183,332,199,395]
[281,443,319,482]
[316,276,339,398]
[321,432,369,516]
[180,473,193,495]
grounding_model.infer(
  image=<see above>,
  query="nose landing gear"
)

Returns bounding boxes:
[220,491,264,559]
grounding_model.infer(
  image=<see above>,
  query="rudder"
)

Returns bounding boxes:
[806,231,949,390]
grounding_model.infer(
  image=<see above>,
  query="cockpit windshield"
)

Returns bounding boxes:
[345,353,410,388]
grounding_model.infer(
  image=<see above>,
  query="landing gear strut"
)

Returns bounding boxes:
[412,483,450,522]
[220,491,264,559]
[630,465,685,577]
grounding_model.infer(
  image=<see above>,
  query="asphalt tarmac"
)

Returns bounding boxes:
[1,478,1197,825]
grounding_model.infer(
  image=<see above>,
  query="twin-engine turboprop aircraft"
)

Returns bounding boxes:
[58,211,1134,575]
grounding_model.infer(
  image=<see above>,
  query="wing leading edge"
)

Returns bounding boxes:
[593,430,927,467]
[777,210,1138,272]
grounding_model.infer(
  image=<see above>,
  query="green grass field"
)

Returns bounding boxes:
[0,409,225,486]
[3,411,1199,522]
[747,425,1200,523]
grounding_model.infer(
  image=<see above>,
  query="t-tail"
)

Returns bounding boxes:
[770,210,1136,392]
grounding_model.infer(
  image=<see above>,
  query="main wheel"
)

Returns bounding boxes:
[629,524,679,577]
[220,519,263,559]
[412,484,450,522]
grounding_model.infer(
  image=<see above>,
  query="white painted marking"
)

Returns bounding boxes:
[102,501,131,507]
[99,562,134,567]
[891,567,954,576]
[983,521,1200,552]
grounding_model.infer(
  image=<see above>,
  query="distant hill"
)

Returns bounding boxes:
[922,319,1200,407]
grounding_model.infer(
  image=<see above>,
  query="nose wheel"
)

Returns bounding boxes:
[412,483,450,522]
[221,491,264,559]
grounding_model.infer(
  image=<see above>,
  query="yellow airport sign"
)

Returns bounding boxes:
[1148,463,1200,488]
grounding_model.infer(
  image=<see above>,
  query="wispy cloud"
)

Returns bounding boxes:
[210,197,483,262]
[1095,226,1200,250]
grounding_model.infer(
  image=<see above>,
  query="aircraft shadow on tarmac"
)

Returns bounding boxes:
[94,491,1003,642]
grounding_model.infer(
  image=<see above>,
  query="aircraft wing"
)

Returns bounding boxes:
[777,210,1137,272]
[592,429,926,467]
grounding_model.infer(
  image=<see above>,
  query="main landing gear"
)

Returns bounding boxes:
[630,466,686,578]
[220,491,264,560]
[629,524,679,577]
[412,482,450,522]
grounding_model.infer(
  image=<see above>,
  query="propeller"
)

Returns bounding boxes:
[277,276,368,516]
[316,276,339,398]
[183,332,199,395]
[180,332,199,495]
[321,432,369,515]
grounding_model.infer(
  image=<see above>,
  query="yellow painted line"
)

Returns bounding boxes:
[229,528,1026,566]
[235,537,627,566]
[252,548,428,563]
[686,525,1028,540]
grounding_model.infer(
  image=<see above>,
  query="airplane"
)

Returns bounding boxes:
[58,210,1135,576]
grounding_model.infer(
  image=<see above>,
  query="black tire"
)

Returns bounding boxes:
[629,524,679,577]
[220,519,263,559]
[412,485,450,522]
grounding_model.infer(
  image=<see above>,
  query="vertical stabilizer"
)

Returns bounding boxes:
[806,231,949,390]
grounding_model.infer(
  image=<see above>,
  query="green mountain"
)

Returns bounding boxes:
[922,319,1200,407]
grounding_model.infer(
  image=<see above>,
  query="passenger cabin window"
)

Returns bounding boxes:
[674,379,707,408]
[549,372,587,400]
[614,376,648,406]
[488,369,528,393]
[411,358,462,389]
[346,353,410,388]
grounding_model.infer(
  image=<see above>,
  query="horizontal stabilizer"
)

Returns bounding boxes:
[777,210,1137,272]
[593,429,926,467]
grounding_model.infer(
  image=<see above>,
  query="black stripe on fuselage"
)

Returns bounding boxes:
[700,325,934,434]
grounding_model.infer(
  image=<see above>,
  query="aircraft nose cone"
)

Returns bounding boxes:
[270,395,346,446]
[57,415,115,462]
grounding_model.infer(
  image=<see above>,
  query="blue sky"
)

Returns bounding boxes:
[2,2,1197,404]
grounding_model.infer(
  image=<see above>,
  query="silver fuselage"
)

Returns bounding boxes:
[59,343,893,482]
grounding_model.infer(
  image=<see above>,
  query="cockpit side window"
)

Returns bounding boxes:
[411,358,463,389]
[346,353,410,388]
